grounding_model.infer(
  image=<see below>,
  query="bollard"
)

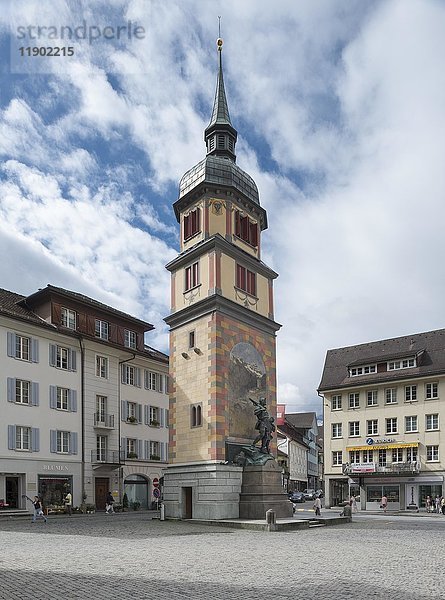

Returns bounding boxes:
[342,505,352,518]
[265,509,277,531]
[160,503,165,521]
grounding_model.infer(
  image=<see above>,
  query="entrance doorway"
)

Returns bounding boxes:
[95,478,109,510]
[183,487,192,519]
[6,477,19,509]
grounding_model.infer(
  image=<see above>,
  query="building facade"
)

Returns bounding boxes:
[0,285,169,513]
[163,39,281,519]
[319,329,445,510]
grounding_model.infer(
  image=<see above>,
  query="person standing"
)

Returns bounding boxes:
[381,494,388,513]
[313,496,322,517]
[32,496,47,523]
[105,491,115,515]
[351,495,358,513]
[441,497,445,515]
[64,491,72,516]
[434,495,440,514]
[425,495,432,513]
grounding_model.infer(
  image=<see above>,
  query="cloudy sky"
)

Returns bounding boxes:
[1,0,444,417]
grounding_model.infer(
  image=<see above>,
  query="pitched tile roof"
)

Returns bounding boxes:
[285,412,317,430]
[318,328,445,391]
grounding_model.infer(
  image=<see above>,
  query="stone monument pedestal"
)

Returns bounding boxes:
[239,460,293,519]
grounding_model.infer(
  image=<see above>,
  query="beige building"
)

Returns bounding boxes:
[319,329,445,510]
[0,285,168,513]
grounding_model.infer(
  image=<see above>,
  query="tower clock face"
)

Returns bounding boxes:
[228,342,266,439]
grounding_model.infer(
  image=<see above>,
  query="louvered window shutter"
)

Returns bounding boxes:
[50,430,57,453]
[7,332,16,357]
[31,428,40,452]
[31,382,39,406]
[49,386,57,409]
[7,378,16,402]
[31,338,39,363]
[8,425,16,449]
[70,432,78,455]
[69,390,77,412]
[49,344,57,366]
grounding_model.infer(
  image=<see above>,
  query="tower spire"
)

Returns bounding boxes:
[204,33,237,161]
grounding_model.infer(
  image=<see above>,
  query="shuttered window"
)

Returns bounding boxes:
[234,211,258,247]
[236,264,256,296]
[183,208,201,240]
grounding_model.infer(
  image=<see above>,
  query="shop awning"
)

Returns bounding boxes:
[346,441,420,451]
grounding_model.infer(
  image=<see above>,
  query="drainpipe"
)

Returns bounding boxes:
[77,336,85,506]
[118,353,136,503]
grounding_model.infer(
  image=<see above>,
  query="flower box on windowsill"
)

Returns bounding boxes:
[127,416,137,424]
[127,452,138,459]
[149,420,160,427]
[150,455,161,461]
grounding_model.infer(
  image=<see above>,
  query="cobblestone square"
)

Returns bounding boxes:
[0,512,444,599]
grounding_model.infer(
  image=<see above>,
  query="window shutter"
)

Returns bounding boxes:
[184,213,190,239]
[31,428,40,452]
[121,400,128,421]
[165,409,169,428]
[144,440,150,460]
[121,365,126,384]
[69,390,77,412]
[144,405,149,425]
[121,437,127,456]
[250,222,258,247]
[137,439,143,459]
[196,207,201,233]
[8,425,16,449]
[51,303,62,324]
[49,386,57,409]
[7,378,16,402]
[135,368,141,388]
[50,430,57,453]
[137,403,142,423]
[160,408,165,428]
[7,332,15,357]
[69,349,77,372]
[31,382,39,406]
[235,211,241,236]
[144,370,149,389]
[31,338,39,363]
[158,374,164,393]
[70,432,78,455]
[49,344,57,367]
[160,442,166,461]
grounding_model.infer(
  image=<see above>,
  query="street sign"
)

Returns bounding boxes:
[153,488,161,498]
[153,478,159,487]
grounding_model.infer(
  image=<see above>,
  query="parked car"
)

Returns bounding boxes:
[314,489,324,498]
[303,489,316,500]
[288,491,305,503]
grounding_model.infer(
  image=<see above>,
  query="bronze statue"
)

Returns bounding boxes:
[249,397,275,454]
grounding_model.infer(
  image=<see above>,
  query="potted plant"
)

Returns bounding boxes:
[150,454,161,461]
[127,416,137,423]
[150,419,160,427]
[131,501,141,511]
[127,451,138,459]
[122,493,129,511]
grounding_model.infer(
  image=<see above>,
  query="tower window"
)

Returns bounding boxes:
[185,261,199,291]
[209,137,215,152]
[228,138,234,152]
[234,210,258,247]
[217,134,225,149]
[191,403,202,428]
[184,208,201,240]
[188,331,195,349]
[236,264,256,296]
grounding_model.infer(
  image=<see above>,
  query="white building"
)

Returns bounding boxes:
[0,285,169,513]
[319,329,445,510]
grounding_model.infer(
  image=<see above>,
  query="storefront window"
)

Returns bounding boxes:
[366,484,399,503]
[39,476,72,508]
[419,485,443,507]
[124,474,149,509]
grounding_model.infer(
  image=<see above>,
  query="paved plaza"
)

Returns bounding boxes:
[0,511,444,599]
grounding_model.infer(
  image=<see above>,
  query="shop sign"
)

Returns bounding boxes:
[349,463,376,473]
[366,438,396,445]
[42,464,69,471]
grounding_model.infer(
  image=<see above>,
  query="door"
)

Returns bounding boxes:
[183,487,192,519]
[95,478,109,510]
[6,477,19,509]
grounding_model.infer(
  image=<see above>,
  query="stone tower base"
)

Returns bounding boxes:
[239,460,293,519]
[163,463,243,520]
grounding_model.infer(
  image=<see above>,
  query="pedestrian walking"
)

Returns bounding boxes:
[64,491,72,515]
[31,496,47,523]
[380,494,388,513]
[105,491,115,515]
[313,496,322,517]
[351,495,358,513]
[434,495,440,514]
[425,495,432,513]
[441,497,445,515]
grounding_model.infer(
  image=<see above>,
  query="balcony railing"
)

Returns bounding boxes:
[93,413,115,428]
[343,461,421,476]
[91,450,125,464]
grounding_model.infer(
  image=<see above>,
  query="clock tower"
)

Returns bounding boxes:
[163,39,282,520]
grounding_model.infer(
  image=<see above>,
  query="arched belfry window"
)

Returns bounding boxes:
[191,403,202,427]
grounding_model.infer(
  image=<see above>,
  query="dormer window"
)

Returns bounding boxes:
[234,210,258,247]
[388,357,416,370]
[61,307,76,330]
[349,364,376,377]
[184,208,201,240]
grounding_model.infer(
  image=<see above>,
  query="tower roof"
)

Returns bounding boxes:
[207,39,232,128]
